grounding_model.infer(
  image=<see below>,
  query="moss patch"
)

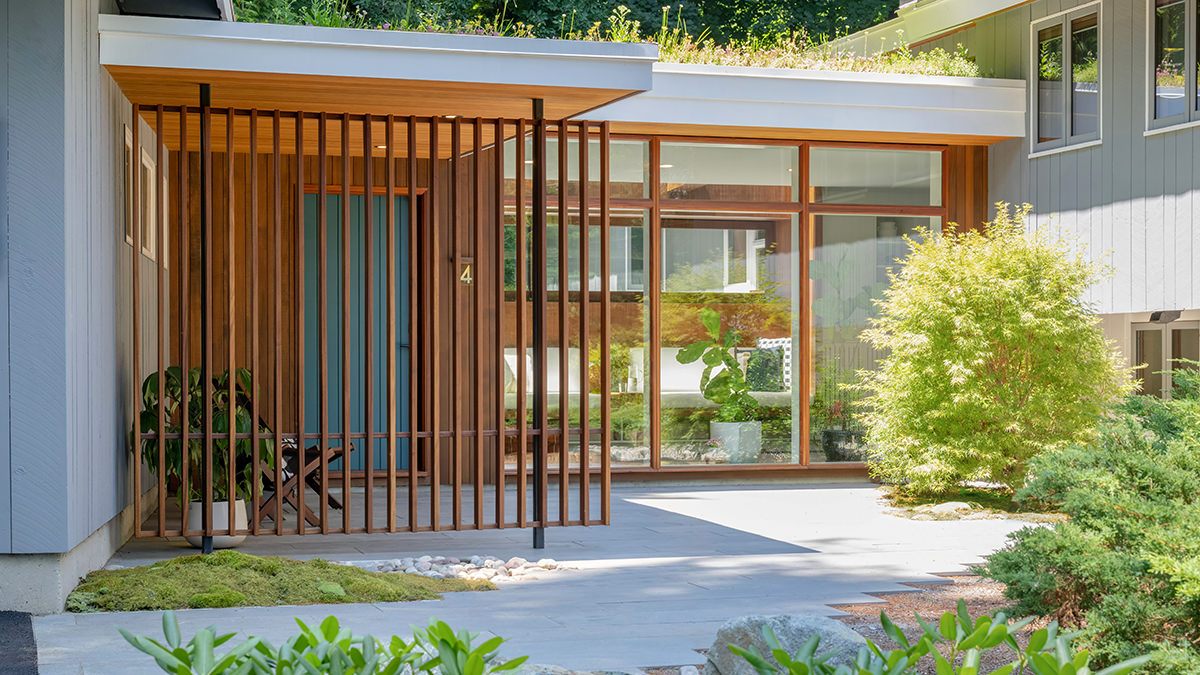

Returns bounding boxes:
[67,550,493,613]
[880,485,1028,513]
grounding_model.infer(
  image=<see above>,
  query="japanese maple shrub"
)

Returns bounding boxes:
[858,203,1130,494]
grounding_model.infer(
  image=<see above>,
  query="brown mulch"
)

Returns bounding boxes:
[832,573,1047,675]
[641,575,1040,675]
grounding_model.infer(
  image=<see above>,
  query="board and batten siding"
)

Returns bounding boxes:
[920,0,1199,316]
[2,0,142,554]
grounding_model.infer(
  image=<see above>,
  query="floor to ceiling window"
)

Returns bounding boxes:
[506,131,952,471]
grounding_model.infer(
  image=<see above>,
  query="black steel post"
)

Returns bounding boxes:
[199,83,213,556]
[531,98,546,550]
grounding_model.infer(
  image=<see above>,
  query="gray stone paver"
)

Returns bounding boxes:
[34,483,1027,672]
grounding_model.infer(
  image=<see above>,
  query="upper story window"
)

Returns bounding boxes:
[1033,5,1101,152]
[1151,0,1198,128]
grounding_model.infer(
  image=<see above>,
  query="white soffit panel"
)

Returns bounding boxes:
[592,63,1027,140]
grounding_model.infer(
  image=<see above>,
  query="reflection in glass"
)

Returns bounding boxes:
[502,136,650,201]
[1172,327,1199,374]
[1071,15,1099,137]
[1136,328,1164,397]
[1038,23,1064,142]
[500,209,650,468]
[809,215,939,463]
[659,212,798,466]
[659,143,799,202]
[1156,0,1186,119]
[809,148,942,206]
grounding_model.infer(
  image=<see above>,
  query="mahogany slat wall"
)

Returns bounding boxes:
[132,103,612,537]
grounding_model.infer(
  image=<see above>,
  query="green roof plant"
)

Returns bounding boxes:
[232,1,982,78]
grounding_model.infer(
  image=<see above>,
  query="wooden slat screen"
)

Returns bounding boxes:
[130,103,612,537]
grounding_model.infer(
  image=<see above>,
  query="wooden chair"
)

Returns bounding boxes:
[257,441,350,528]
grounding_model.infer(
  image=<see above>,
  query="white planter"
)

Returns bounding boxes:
[185,500,248,549]
[710,421,763,464]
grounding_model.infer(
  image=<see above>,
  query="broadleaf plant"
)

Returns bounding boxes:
[676,307,760,423]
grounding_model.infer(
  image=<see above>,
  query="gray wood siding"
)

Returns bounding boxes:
[922,0,1200,315]
[3,0,134,554]
[1,0,13,554]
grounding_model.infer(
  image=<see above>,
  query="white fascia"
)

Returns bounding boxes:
[98,14,658,92]
[591,63,1027,140]
[833,0,1031,56]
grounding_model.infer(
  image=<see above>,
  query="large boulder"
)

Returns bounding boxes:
[704,614,867,675]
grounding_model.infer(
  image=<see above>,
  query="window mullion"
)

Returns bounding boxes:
[1191,0,1198,120]
[1064,16,1075,141]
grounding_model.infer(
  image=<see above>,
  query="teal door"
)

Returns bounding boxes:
[303,194,412,470]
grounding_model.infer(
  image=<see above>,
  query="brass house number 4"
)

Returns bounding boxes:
[459,263,473,285]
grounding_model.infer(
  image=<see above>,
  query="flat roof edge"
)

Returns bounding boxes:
[652,61,1025,89]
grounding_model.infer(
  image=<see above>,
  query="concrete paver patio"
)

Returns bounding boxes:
[34,483,1029,673]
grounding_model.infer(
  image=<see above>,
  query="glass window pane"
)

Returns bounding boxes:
[1155,0,1187,120]
[1038,23,1065,142]
[1071,15,1099,137]
[659,211,799,466]
[503,137,650,202]
[660,142,799,202]
[1136,328,1165,397]
[809,148,942,206]
[1172,327,1199,369]
[809,215,939,463]
[502,209,651,468]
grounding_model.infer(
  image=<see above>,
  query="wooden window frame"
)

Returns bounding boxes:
[638,137,952,472]
[1147,0,1198,131]
[1031,2,1103,154]
[124,124,134,246]
[139,146,158,261]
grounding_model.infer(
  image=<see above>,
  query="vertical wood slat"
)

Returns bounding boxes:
[341,114,352,533]
[599,122,611,525]
[450,118,462,530]
[557,121,569,526]
[363,115,374,533]
[294,112,307,535]
[429,117,442,531]
[407,117,419,532]
[131,101,142,536]
[179,108,191,535]
[249,109,260,535]
[273,111,284,536]
[473,118,484,529]
[202,103,214,536]
[577,122,589,525]
[226,107,237,535]
[155,105,167,535]
[515,120,528,528]
[318,112,330,534]
[386,115,397,533]
[534,117,548,528]
[493,118,506,528]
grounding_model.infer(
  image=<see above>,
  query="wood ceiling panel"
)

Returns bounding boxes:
[109,65,635,122]
[608,121,1013,146]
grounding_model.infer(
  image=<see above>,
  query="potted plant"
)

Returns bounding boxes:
[676,307,761,463]
[132,366,273,548]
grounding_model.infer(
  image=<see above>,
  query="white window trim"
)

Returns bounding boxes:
[1146,0,1200,132]
[139,146,157,262]
[123,124,134,246]
[1029,1,1104,155]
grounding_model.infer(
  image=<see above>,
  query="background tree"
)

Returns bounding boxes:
[858,203,1131,494]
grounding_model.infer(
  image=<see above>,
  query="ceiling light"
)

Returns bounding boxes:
[659,163,674,168]
[525,160,535,164]
[375,144,387,149]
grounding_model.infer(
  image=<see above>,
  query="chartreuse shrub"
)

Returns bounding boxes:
[731,599,1149,675]
[858,203,1130,494]
[121,611,528,675]
[983,363,1200,674]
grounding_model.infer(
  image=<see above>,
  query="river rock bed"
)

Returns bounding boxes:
[336,555,568,582]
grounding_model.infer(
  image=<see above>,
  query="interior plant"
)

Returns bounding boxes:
[132,366,274,506]
[730,600,1150,675]
[857,203,1132,495]
[676,307,759,423]
[120,611,529,675]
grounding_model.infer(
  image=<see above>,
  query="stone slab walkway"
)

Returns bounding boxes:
[34,484,1028,673]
